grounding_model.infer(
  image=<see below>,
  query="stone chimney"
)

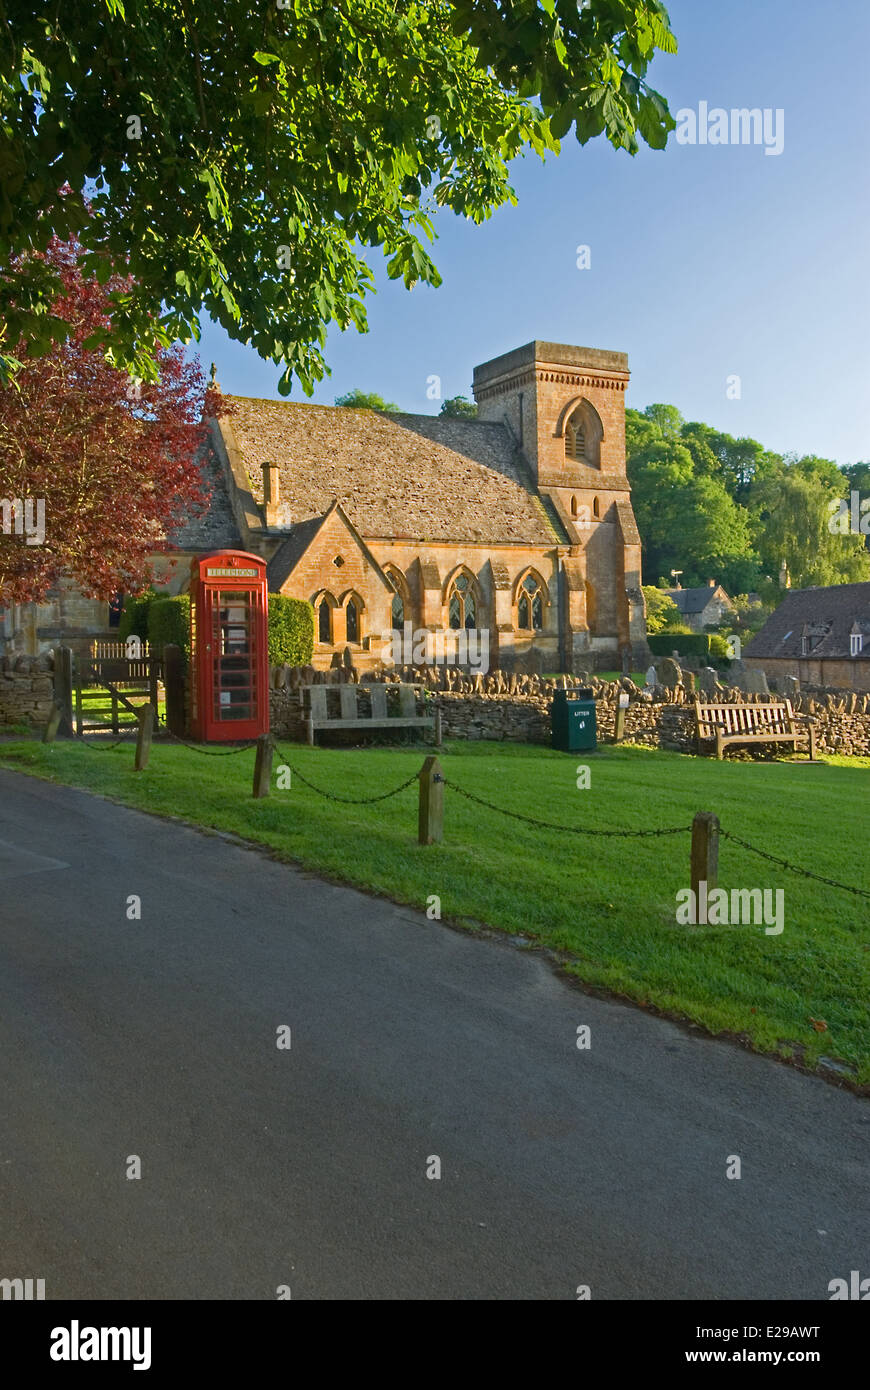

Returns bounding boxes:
[263,462,280,527]
[708,578,716,587]
[779,559,791,589]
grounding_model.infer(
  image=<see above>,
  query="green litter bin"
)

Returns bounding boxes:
[551,688,597,752]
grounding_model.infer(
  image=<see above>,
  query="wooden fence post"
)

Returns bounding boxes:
[52,645,74,737]
[42,703,63,743]
[148,653,160,711]
[690,811,719,899]
[163,644,186,736]
[614,691,628,744]
[135,704,156,771]
[808,722,818,761]
[418,755,443,845]
[253,733,273,798]
[111,687,119,735]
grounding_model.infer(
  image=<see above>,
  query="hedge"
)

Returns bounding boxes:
[647,632,710,661]
[118,589,158,642]
[268,594,315,667]
[148,595,191,666]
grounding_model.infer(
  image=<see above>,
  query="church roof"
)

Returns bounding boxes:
[164,439,243,552]
[217,398,562,546]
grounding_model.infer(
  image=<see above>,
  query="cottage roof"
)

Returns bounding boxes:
[744,583,870,660]
[663,584,730,616]
[216,398,562,546]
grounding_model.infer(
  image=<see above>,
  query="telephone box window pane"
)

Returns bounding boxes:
[212,590,256,719]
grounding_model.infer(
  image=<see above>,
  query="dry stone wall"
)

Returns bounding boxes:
[266,661,870,757]
[0,652,55,727]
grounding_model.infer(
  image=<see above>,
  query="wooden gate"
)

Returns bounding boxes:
[74,641,162,735]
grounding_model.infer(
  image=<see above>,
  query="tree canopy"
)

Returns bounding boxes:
[627,404,870,594]
[0,238,217,604]
[0,1,678,392]
[440,395,478,418]
[334,388,400,411]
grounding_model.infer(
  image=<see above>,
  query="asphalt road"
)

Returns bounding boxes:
[0,768,867,1300]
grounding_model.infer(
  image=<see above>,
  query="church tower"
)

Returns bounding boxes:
[473,341,647,669]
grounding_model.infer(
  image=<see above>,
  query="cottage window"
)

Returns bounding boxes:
[851,633,863,656]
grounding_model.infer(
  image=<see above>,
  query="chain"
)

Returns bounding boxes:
[273,744,419,803]
[443,780,692,837]
[719,829,870,899]
[154,712,258,756]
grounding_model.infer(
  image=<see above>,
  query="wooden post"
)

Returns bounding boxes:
[434,707,443,747]
[149,654,159,711]
[253,733,273,798]
[53,645,74,737]
[111,687,119,734]
[75,680,83,736]
[808,722,818,761]
[163,644,186,737]
[614,692,628,744]
[418,755,444,845]
[690,812,719,900]
[135,704,155,771]
[42,703,62,743]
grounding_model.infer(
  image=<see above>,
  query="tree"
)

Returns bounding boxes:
[0,1,678,391]
[0,238,218,605]
[749,457,870,589]
[642,585,680,634]
[439,395,478,418]
[334,389,400,411]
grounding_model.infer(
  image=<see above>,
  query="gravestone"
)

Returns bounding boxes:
[645,665,657,689]
[698,666,719,695]
[783,674,800,700]
[745,668,769,696]
[657,657,682,689]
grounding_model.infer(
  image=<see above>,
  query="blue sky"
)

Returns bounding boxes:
[199,0,870,466]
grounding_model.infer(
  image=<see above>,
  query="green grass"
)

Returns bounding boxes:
[2,735,868,1083]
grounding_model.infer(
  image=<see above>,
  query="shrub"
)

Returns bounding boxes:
[708,633,732,667]
[642,585,681,635]
[148,595,191,665]
[647,632,710,661]
[118,588,158,642]
[268,594,315,667]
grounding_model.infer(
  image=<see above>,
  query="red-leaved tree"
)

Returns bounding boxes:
[0,237,223,604]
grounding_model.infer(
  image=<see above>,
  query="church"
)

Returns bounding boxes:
[201,338,646,674]
[2,339,647,672]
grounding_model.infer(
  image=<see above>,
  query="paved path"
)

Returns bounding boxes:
[0,768,866,1299]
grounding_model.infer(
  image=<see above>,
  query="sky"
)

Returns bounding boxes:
[198,0,870,467]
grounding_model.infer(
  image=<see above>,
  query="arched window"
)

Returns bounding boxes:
[570,495,579,519]
[447,572,477,630]
[516,572,546,631]
[345,597,360,643]
[318,598,333,643]
[565,417,586,461]
[384,566,409,631]
[561,398,603,467]
[593,496,600,518]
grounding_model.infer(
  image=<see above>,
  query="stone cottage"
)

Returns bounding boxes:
[744,582,870,691]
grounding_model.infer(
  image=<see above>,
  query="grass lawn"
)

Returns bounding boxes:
[2,735,868,1084]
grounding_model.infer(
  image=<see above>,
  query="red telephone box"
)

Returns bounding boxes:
[190,551,270,741]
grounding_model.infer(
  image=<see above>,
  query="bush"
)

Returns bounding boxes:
[268,594,315,667]
[708,633,732,667]
[118,588,158,642]
[642,585,681,635]
[647,632,710,661]
[148,595,191,666]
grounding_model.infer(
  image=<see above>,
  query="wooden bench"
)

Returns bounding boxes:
[694,699,815,760]
[301,683,434,746]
